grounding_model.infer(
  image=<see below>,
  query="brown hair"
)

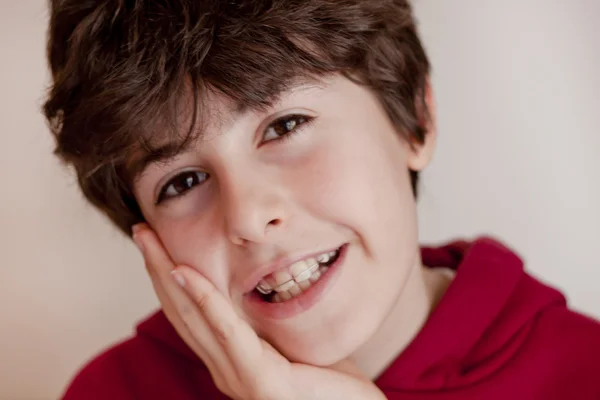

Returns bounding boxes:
[43,0,431,237]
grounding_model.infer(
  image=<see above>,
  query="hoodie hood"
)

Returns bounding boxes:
[376,237,565,391]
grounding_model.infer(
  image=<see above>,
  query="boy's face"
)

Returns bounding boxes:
[133,74,435,365]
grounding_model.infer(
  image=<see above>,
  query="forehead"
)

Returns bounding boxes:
[126,76,328,182]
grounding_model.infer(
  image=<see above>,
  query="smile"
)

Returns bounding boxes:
[255,247,341,303]
[244,244,348,320]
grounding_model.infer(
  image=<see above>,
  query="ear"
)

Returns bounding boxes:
[406,77,437,172]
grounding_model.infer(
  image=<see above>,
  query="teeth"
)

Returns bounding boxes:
[256,283,273,295]
[293,261,319,283]
[288,285,302,297]
[274,280,296,293]
[260,265,331,302]
[298,280,311,291]
[255,248,340,296]
[317,253,330,263]
[317,249,339,264]
[293,269,313,283]
[290,258,317,277]
[289,260,309,276]
[308,270,322,283]
[278,290,292,301]
[273,270,293,285]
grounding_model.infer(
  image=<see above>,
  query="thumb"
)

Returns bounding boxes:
[328,358,368,380]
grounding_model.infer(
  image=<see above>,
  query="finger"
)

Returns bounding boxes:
[133,224,227,373]
[174,266,271,382]
[328,359,366,379]
[132,223,175,273]
[146,262,217,370]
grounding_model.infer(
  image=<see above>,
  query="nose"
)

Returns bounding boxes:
[219,173,288,246]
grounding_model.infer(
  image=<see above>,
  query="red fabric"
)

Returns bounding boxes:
[62,238,600,399]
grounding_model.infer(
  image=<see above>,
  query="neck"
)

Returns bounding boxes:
[349,255,452,380]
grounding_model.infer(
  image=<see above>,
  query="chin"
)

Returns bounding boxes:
[270,315,376,367]
[278,337,354,366]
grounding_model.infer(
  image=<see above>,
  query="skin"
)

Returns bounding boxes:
[132,74,447,398]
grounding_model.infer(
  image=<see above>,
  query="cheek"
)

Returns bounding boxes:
[153,216,231,290]
[287,125,414,236]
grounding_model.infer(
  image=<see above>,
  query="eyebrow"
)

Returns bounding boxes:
[129,141,196,185]
[129,79,325,182]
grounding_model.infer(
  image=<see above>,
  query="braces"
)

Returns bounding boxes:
[256,263,320,295]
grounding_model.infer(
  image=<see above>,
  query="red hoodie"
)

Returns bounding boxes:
[62,238,600,399]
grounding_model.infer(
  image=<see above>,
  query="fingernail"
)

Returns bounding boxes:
[171,270,186,288]
[132,233,144,252]
[131,224,143,235]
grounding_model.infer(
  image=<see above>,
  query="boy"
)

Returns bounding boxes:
[44,0,600,399]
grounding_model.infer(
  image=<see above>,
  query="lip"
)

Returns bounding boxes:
[241,245,344,294]
[243,244,348,320]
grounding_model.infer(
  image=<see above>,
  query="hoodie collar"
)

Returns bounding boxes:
[375,237,564,391]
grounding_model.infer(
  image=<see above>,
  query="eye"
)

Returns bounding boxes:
[262,114,314,143]
[157,171,209,204]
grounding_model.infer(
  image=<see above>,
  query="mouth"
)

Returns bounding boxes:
[253,246,342,303]
[244,244,348,320]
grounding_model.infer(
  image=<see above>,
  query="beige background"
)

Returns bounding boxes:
[1,0,599,399]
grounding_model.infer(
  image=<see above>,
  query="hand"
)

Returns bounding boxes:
[132,223,386,400]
